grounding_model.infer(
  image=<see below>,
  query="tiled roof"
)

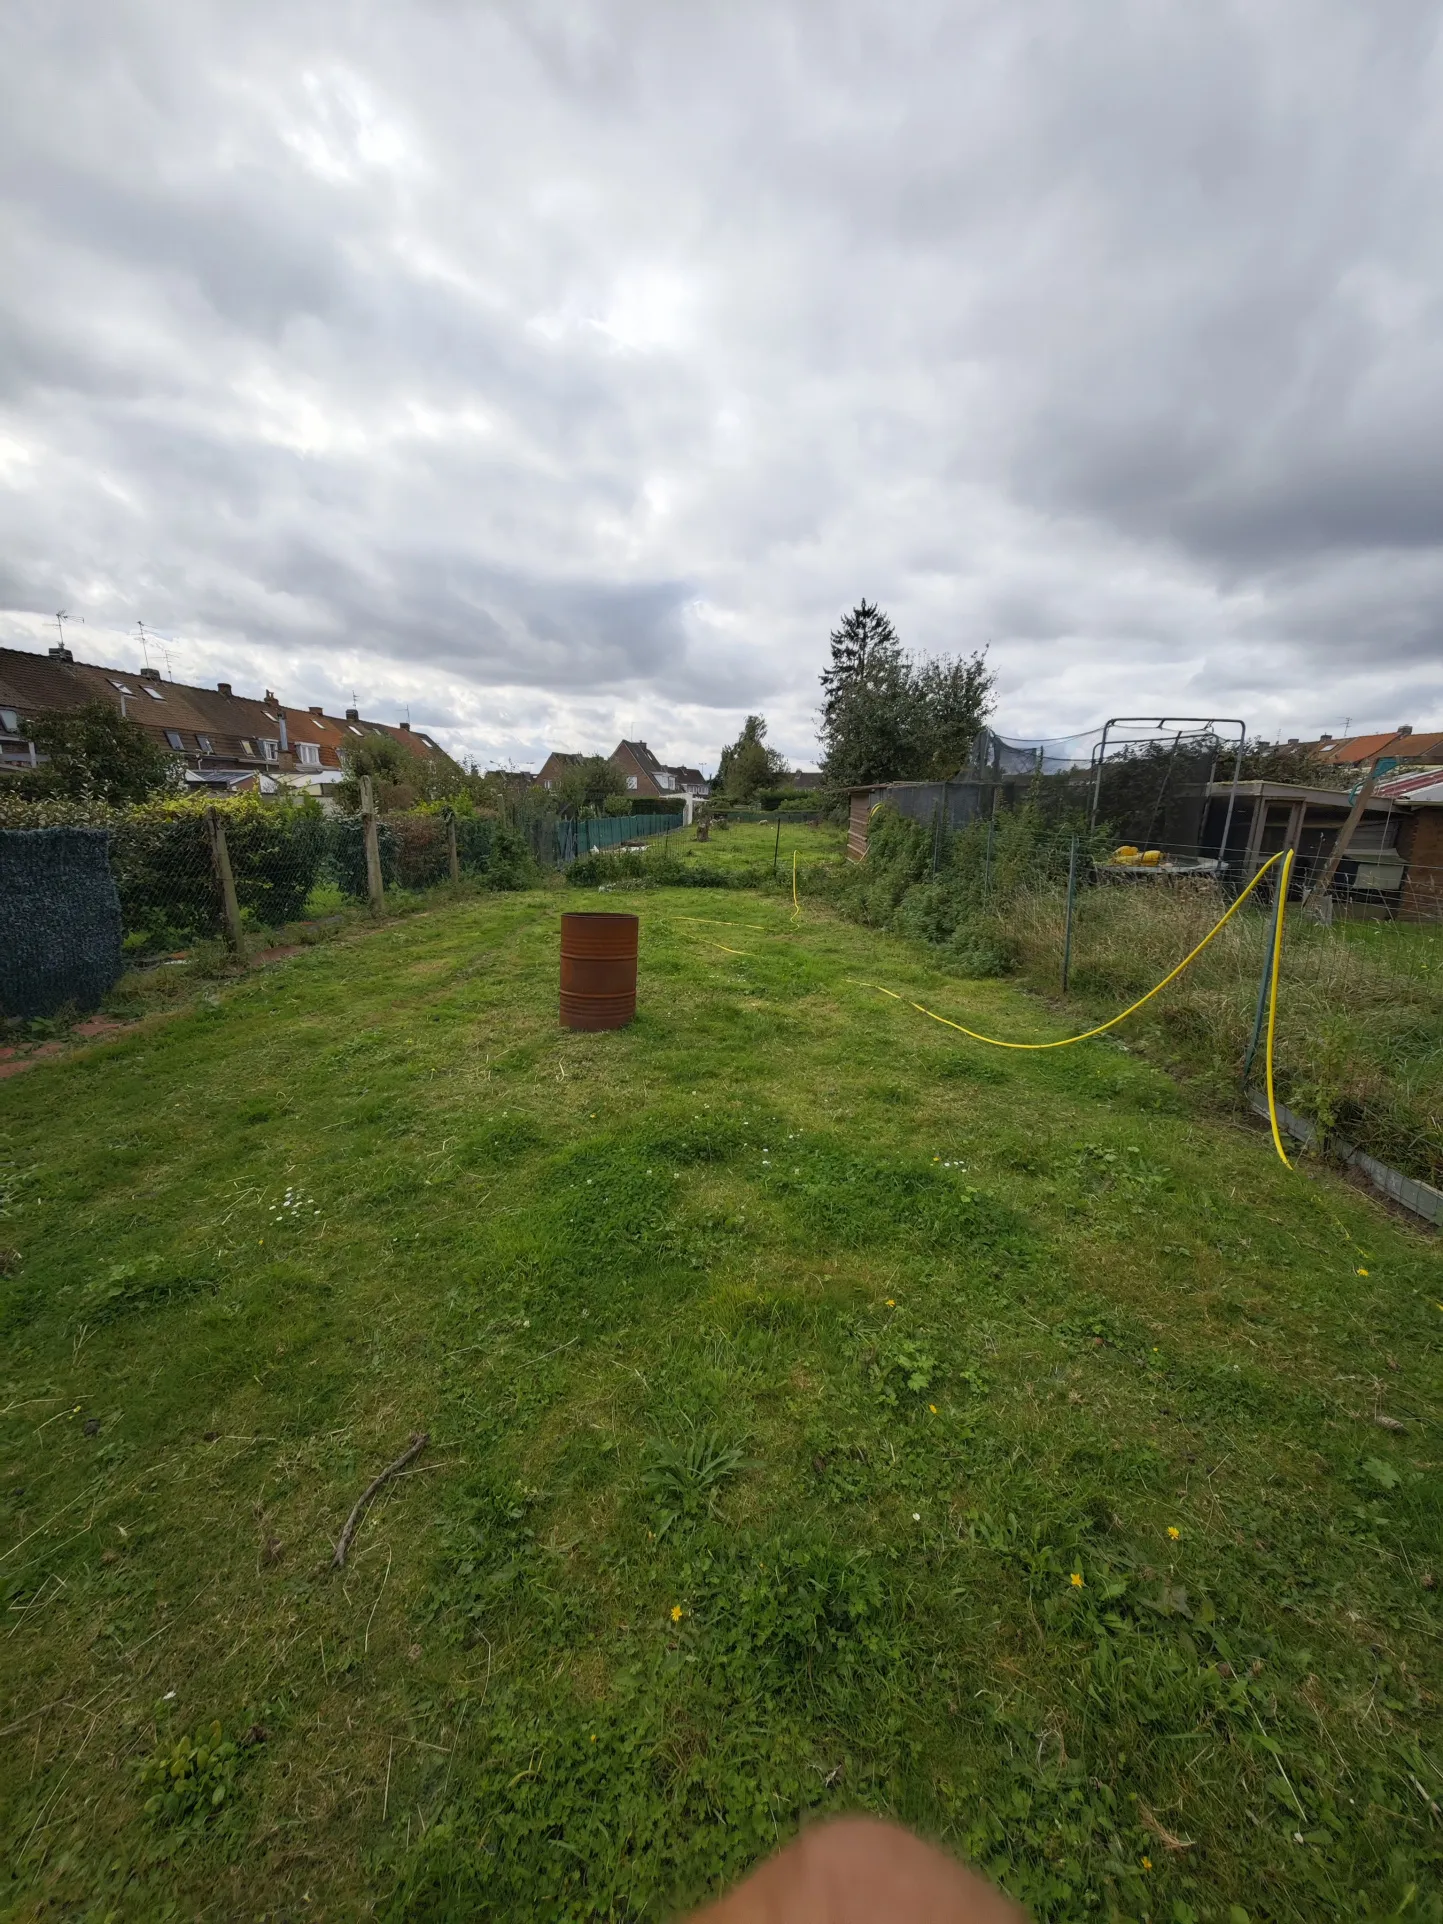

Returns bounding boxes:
[0,645,455,773]
[615,739,664,772]
[1312,731,1443,765]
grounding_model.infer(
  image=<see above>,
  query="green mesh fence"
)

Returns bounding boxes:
[0,827,124,1020]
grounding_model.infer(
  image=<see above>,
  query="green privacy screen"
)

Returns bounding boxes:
[0,827,124,1020]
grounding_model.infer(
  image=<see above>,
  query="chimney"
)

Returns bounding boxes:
[345,707,359,721]
[218,682,232,696]
[1397,724,1413,736]
[1319,733,1333,742]
[399,720,410,731]
[309,705,324,716]
[264,689,277,704]
[139,665,161,681]
[48,644,73,663]
[1287,737,1298,746]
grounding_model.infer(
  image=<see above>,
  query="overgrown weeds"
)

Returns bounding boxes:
[824,805,1443,1184]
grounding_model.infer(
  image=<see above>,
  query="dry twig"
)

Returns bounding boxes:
[332,1433,428,1569]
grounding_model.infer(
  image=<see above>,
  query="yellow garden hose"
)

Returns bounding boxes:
[1263,849,1295,1168]
[851,848,1296,1167]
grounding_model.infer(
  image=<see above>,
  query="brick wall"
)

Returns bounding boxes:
[1398,808,1443,919]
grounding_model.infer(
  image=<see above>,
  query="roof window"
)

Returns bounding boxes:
[109,679,135,695]
[143,684,165,700]
[196,734,212,753]
[164,730,185,751]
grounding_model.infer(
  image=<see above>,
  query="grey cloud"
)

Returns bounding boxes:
[2,0,1442,769]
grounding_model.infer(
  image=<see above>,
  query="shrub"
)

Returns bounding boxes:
[483,820,539,890]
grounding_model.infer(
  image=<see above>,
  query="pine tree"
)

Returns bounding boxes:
[817,601,994,790]
[819,600,903,731]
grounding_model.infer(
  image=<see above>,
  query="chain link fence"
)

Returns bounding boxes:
[823,801,1443,1195]
[0,799,695,1021]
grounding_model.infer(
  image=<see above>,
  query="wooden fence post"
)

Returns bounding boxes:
[205,806,246,956]
[446,811,460,884]
[360,776,386,916]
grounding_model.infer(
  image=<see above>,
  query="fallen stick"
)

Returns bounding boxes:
[332,1433,429,1568]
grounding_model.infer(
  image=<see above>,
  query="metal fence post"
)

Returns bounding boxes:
[446,810,460,884]
[205,806,246,956]
[773,815,782,877]
[360,775,386,915]
[1242,868,1288,1082]
[1061,834,1079,993]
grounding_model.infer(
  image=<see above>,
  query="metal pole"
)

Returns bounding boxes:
[446,810,460,884]
[1089,721,1112,830]
[983,812,995,895]
[773,814,782,877]
[931,797,943,875]
[1217,723,1245,884]
[1242,863,1287,1082]
[1061,835,1079,993]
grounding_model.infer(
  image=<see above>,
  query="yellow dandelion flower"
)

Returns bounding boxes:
[1356,1267,1369,1277]
[929,1404,938,1414]
[886,1298,896,1308]
[1141,1856,1153,1872]
[1070,1572,1084,1588]
[1167,1526,1181,1540]
[670,1604,683,1623]
[590,1733,597,1742]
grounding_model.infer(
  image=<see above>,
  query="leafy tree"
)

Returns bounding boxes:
[19,701,180,806]
[335,731,466,811]
[716,715,787,802]
[818,601,993,789]
[554,755,627,816]
[335,733,418,811]
[1237,739,1347,787]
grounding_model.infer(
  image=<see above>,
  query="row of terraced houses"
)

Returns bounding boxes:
[0,640,460,798]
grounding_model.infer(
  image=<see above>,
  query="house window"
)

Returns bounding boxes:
[297,742,321,766]
[0,709,17,732]
[109,679,135,695]
[349,724,363,736]
[239,738,256,756]
[260,739,279,762]
[626,775,638,791]
[143,685,165,700]
[164,729,185,750]
[196,734,212,753]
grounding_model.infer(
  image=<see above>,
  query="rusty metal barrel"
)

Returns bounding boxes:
[559,911,638,1030]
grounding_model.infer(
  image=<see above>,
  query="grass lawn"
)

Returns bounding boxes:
[666,816,846,878]
[1,884,1439,1922]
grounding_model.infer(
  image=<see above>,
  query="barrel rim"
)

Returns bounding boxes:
[560,910,640,922]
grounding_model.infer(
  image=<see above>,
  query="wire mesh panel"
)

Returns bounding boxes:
[0,827,123,1018]
[108,811,221,948]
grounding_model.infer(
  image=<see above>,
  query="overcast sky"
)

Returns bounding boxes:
[2,2,1441,773]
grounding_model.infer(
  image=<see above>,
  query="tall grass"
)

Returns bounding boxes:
[827,808,1443,1186]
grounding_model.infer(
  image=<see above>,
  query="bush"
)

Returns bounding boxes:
[565,849,742,889]
[483,820,539,890]
[106,798,326,949]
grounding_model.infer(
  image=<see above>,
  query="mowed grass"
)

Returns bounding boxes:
[1,886,1440,1922]
[665,815,845,877]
